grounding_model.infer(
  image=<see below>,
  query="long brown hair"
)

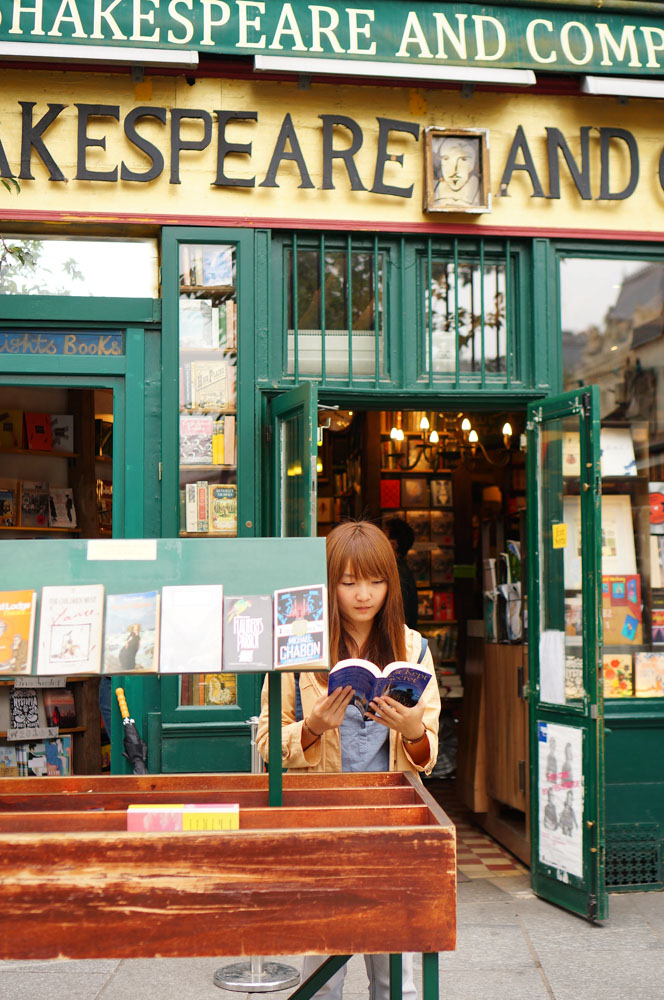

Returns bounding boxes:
[327,520,406,668]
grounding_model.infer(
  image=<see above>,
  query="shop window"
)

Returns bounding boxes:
[286,237,385,380]
[0,237,158,297]
[177,241,238,709]
[561,255,664,701]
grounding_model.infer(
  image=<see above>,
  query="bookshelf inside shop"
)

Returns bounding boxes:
[178,242,238,539]
[0,387,113,776]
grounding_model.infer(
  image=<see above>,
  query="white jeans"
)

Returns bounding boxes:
[300,954,416,1000]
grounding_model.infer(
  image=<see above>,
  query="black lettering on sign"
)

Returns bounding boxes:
[319,114,366,191]
[213,110,258,188]
[170,109,212,184]
[499,124,545,198]
[599,127,639,200]
[19,102,66,181]
[75,104,120,181]
[259,113,314,189]
[121,106,167,182]
[370,117,419,197]
[546,127,592,200]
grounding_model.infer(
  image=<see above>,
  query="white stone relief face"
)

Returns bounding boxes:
[437,138,479,191]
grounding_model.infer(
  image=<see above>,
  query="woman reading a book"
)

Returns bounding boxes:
[257,520,440,1000]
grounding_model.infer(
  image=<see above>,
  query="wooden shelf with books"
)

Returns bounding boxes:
[0,447,78,459]
[179,284,235,297]
[0,525,81,534]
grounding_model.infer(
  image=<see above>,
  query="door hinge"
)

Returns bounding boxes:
[587,894,597,920]
[590,704,598,719]
[518,759,526,793]
[264,424,272,444]
[158,461,162,481]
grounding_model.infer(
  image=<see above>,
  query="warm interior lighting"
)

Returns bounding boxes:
[461,418,472,433]
[316,458,323,473]
[419,416,430,431]
[429,430,439,444]
[502,422,512,438]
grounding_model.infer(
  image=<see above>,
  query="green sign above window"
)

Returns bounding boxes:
[4,2,664,77]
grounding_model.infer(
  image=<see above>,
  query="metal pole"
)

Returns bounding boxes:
[213,718,300,994]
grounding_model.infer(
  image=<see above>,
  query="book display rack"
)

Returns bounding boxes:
[0,536,456,985]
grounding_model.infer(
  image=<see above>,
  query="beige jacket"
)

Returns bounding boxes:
[256,626,441,777]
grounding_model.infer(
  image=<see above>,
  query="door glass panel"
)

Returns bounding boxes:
[177,241,238,708]
[0,237,158,296]
[562,257,664,701]
[538,416,584,706]
[281,413,305,536]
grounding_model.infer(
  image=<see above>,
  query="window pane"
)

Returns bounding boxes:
[424,259,505,374]
[561,257,664,701]
[0,237,158,297]
[287,248,384,378]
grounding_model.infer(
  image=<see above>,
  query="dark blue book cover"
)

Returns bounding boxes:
[327,658,431,717]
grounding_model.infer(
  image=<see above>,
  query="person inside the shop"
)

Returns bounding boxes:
[384,516,419,630]
[257,519,441,1000]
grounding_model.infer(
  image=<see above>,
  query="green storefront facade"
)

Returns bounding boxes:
[2,0,664,919]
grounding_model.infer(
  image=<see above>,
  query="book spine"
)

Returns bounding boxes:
[196,480,209,533]
[223,415,235,466]
[185,483,198,533]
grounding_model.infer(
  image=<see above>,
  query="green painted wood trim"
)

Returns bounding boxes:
[0,355,126,375]
[159,673,257,724]
[389,955,403,1000]
[0,296,158,324]
[422,955,439,1000]
[124,327,146,539]
[271,381,318,537]
[268,671,283,807]
[290,958,351,1000]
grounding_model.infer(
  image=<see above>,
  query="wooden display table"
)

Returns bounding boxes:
[0,771,456,964]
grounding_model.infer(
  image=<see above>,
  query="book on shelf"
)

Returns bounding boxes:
[423,624,458,661]
[431,548,454,585]
[184,482,198,533]
[602,653,633,698]
[127,802,239,832]
[497,582,522,641]
[601,574,642,645]
[209,483,238,535]
[49,414,74,453]
[433,590,455,622]
[24,412,53,451]
[103,591,161,674]
[600,427,636,477]
[197,480,210,532]
[42,687,77,728]
[0,409,23,448]
[327,658,433,718]
[191,360,230,410]
[212,419,225,465]
[652,590,664,642]
[18,735,73,776]
[36,584,104,675]
[223,414,236,465]
[380,479,401,509]
[202,246,233,286]
[48,487,77,529]
[430,479,453,507]
[9,686,39,729]
[0,477,18,526]
[634,652,664,697]
[401,477,428,508]
[406,549,430,587]
[95,418,113,458]
[0,745,18,776]
[482,558,497,591]
[649,482,664,536]
[180,415,214,465]
[430,510,454,546]
[179,297,216,349]
[20,480,50,528]
[159,585,224,674]
[96,479,113,532]
[417,589,433,619]
[220,298,237,351]
[406,510,430,543]
[484,591,497,642]
[223,595,273,671]
[0,589,36,675]
[274,584,328,670]
[564,594,583,641]
[565,653,584,701]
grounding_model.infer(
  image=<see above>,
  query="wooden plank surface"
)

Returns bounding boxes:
[0,772,456,962]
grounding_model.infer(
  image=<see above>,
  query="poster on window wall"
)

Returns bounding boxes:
[538,722,584,880]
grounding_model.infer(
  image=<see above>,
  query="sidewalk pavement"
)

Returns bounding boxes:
[2,876,663,1000]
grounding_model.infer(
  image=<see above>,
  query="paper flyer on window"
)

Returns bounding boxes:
[538,722,584,879]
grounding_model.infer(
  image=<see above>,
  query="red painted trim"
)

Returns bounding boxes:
[2,206,664,243]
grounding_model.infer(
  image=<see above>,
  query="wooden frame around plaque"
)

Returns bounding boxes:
[423,127,491,214]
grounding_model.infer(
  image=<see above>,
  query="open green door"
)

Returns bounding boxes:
[527,387,607,921]
[270,383,318,537]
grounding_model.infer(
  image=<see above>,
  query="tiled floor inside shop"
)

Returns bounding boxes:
[425,778,528,881]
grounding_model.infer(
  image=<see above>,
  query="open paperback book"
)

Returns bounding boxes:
[327,658,432,718]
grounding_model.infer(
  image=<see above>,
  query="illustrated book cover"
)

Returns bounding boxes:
[9,687,39,729]
[49,414,75,453]
[0,477,17,527]
[48,486,77,529]
[634,652,664,697]
[127,802,239,832]
[191,360,230,410]
[274,584,328,670]
[0,589,36,674]
[20,480,50,528]
[24,412,53,450]
[209,484,238,535]
[400,477,429,508]
[602,654,633,698]
[179,298,215,349]
[601,574,642,645]
[652,590,664,643]
[180,415,214,465]
[430,510,454,546]
[430,478,453,507]
[103,591,161,674]
[327,658,433,718]
[0,745,18,776]
[0,408,23,448]
[36,584,104,675]
[42,687,77,727]
[159,585,223,674]
[223,595,272,671]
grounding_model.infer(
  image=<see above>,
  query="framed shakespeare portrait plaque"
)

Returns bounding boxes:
[424,127,491,214]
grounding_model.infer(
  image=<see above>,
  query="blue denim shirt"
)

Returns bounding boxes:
[340,705,389,772]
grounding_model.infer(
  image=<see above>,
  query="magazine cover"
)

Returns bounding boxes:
[0,589,36,674]
[274,584,328,670]
[36,584,104,675]
[103,591,160,674]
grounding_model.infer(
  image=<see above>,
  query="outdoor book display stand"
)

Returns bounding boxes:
[0,539,456,1000]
